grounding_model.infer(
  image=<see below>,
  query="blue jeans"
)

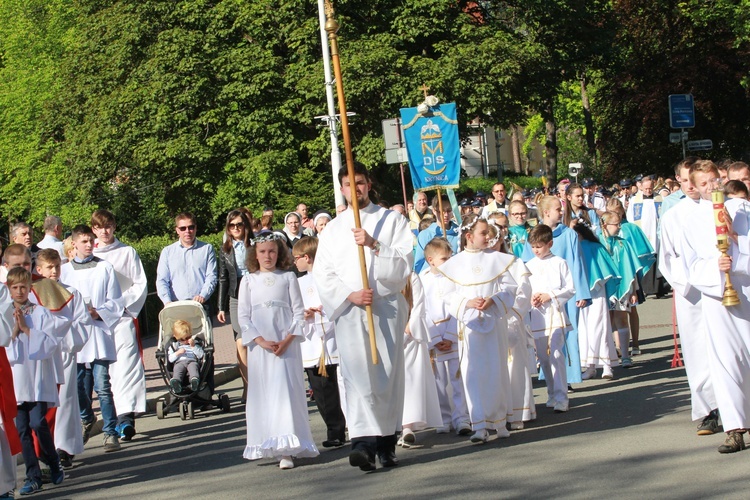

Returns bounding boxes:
[77,360,118,437]
[16,402,60,482]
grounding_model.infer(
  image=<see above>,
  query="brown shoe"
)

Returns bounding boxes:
[717,430,746,454]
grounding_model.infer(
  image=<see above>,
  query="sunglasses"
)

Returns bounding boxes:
[177,225,196,232]
[228,222,244,229]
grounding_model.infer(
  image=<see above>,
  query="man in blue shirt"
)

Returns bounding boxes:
[156,212,218,308]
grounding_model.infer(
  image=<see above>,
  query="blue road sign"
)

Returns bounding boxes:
[669,94,695,128]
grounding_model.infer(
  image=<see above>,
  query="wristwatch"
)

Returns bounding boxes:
[371,241,381,253]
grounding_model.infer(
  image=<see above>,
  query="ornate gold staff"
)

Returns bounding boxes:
[711,188,740,306]
[325,1,378,364]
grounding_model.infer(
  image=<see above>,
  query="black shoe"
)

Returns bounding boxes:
[57,449,73,468]
[322,439,345,448]
[377,450,399,467]
[718,431,746,454]
[697,411,720,436]
[349,449,376,471]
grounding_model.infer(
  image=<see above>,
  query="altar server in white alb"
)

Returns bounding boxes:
[526,224,576,413]
[293,237,347,449]
[419,238,471,436]
[35,249,92,468]
[5,267,65,495]
[238,232,318,470]
[398,272,443,447]
[658,157,719,436]
[438,214,518,444]
[313,164,413,472]
[61,224,124,453]
[0,283,20,500]
[504,250,535,429]
[678,160,750,454]
[91,209,148,442]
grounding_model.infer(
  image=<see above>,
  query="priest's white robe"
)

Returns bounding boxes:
[680,198,750,431]
[626,192,661,252]
[402,273,442,430]
[438,249,518,432]
[94,239,148,415]
[60,258,124,363]
[313,202,413,438]
[659,197,716,420]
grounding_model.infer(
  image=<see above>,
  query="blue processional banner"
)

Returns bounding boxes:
[399,102,461,192]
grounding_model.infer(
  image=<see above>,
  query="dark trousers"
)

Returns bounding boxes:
[305,365,347,442]
[17,402,60,482]
[351,434,398,458]
[640,258,670,297]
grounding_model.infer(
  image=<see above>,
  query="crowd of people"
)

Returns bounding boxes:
[2,158,750,496]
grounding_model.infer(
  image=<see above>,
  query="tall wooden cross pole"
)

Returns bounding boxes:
[418,84,447,237]
[324,0,378,365]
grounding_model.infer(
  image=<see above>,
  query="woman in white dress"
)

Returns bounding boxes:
[238,231,319,470]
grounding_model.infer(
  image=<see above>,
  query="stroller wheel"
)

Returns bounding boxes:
[156,400,166,419]
[179,402,188,421]
[187,401,195,420]
[221,394,231,413]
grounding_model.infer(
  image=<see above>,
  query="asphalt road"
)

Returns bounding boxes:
[16,296,750,499]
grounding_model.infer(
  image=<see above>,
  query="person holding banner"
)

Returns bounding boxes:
[413,193,459,273]
[313,164,413,471]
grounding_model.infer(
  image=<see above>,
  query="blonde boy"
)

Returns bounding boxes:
[419,238,470,435]
[167,320,204,393]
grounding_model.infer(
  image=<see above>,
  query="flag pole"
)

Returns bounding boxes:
[324,1,378,365]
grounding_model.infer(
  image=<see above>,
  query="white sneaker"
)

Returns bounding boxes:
[510,421,524,430]
[496,427,510,438]
[456,422,472,436]
[470,429,489,443]
[581,366,596,380]
[279,456,294,469]
[554,401,569,413]
[436,424,452,434]
[602,366,614,379]
[545,398,556,408]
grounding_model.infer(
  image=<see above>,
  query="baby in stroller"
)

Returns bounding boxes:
[168,319,204,393]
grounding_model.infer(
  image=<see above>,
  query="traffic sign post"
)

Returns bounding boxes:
[669,94,695,158]
[687,139,713,152]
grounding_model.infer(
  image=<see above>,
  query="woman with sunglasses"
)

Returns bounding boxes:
[217,209,254,402]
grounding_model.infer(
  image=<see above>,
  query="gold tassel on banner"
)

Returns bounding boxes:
[317,315,329,377]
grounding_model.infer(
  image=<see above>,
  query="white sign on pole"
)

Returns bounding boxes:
[382,118,405,150]
[385,147,407,164]
[669,132,682,144]
[686,139,713,152]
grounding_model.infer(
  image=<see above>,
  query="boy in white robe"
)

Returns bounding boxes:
[293,237,347,448]
[526,224,576,413]
[36,249,92,468]
[679,160,750,453]
[420,238,471,436]
[658,172,719,436]
[92,209,148,441]
[438,215,518,444]
[5,268,64,495]
[60,225,124,453]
